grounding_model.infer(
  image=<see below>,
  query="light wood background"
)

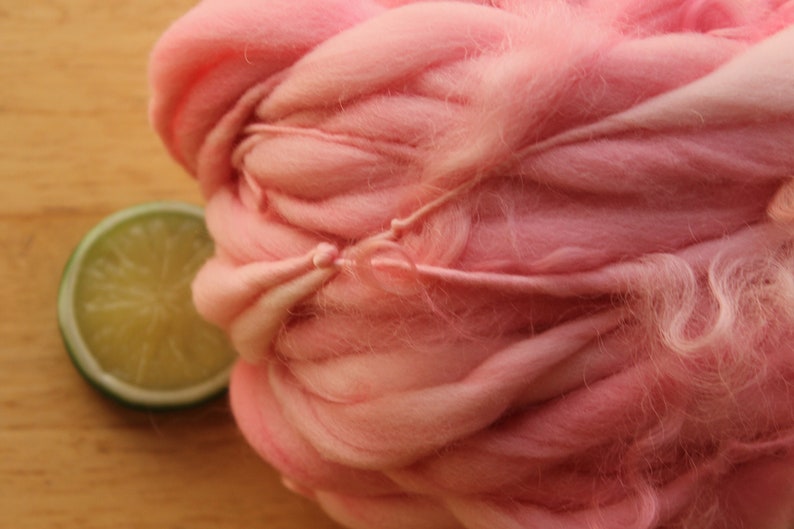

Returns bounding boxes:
[0,1,342,527]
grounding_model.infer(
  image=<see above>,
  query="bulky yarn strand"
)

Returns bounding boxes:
[150,1,794,528]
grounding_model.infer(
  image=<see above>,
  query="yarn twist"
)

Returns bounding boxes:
[150,1,794,527]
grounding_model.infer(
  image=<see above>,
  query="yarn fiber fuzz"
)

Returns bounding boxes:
[150,1,794,528]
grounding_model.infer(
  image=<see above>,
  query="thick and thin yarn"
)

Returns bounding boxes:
[150,1,794,528]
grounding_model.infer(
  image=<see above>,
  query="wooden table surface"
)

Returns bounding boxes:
[0,2,342,527]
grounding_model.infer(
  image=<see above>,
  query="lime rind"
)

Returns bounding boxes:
[57,202,233,410]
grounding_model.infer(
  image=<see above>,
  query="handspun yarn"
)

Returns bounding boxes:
[149,1,794,527]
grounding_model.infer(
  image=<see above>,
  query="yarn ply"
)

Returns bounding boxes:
[150,1,794,527]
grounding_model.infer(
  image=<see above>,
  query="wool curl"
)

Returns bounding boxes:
[150,1,794,528]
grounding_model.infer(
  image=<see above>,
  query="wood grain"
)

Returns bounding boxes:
[0,2,342,527]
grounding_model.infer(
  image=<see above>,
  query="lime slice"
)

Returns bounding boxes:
[57,202,237,410]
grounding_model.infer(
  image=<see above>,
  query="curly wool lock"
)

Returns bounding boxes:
[150,1,794,528]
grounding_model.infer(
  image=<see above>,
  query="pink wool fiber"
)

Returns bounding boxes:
[150,1,794,528]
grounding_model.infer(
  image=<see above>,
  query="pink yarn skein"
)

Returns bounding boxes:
[150,1,794,528]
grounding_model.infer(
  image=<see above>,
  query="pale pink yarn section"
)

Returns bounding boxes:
[150,1,794,528]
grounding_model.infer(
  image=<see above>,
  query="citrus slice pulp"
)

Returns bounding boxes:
[57,202,237,409]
